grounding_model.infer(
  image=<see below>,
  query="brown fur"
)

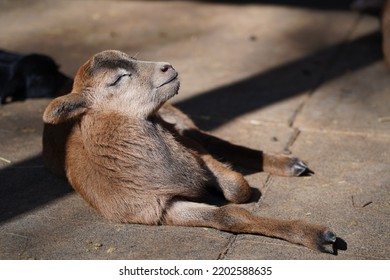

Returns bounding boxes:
[42,50,337,252]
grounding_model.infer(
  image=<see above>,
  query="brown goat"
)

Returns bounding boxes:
[42,50,336,253]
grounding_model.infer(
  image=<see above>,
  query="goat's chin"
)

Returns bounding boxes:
[156,84,180,102]
[142,99,169,118]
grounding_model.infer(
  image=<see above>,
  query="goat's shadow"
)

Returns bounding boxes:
[0,155,73,223]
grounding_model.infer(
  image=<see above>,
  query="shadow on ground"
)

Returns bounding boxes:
[176,31,382,130]
[0,156,72,223]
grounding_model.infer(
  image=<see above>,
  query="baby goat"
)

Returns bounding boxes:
[43,50,337,253]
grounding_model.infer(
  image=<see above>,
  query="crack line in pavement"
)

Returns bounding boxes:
[284,128,301,153]
[300,126,390,139]
[217,234,237,260]
[260,174,273,197]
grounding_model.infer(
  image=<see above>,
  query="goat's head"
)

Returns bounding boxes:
[43,50,180,124]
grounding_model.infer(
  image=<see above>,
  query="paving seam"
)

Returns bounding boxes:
[297,127,390,139]
[217,234,237,260]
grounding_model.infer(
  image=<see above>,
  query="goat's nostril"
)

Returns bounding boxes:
[160,64,172,72]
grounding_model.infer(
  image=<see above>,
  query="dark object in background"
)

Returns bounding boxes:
[0,50,72,104]
[381,1,390,68]
[352,0,390,69]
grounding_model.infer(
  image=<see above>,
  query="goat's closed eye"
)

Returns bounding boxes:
[108,74,131,87]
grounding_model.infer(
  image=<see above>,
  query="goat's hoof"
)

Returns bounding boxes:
[316,230,338,253]
[323,230,337,243]
[290,158,308,176]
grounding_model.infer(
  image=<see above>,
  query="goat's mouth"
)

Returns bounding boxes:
[157,72,179,88]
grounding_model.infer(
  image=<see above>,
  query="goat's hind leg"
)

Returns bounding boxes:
[164,200,337,252]
[159,104,252,204]
[201,154,252,204]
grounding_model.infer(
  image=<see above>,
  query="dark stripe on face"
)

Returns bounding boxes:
[93,58,135,72]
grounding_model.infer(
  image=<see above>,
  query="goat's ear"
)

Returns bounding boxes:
[43,93,89,124]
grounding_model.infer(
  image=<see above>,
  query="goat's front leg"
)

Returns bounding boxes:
[158,103,309,177]
[186,129,309,177]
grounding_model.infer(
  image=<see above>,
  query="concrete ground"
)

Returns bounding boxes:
[0,0,389,260]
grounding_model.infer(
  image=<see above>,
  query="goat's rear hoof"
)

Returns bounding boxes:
[319,230,348,255]
[323,230,337,243]
[317,230,338,253]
